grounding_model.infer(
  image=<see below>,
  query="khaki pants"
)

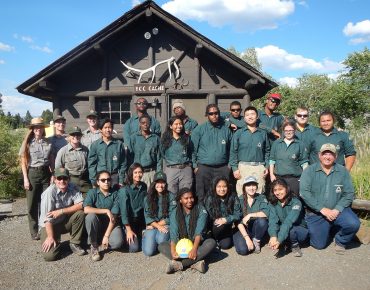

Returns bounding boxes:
[142,170,156,189]
[236,163,266,197]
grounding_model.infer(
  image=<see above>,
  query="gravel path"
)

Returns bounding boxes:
[0,198,369,290]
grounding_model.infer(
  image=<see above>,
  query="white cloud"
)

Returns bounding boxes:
[162,0,295,31]
[30,45,52,54]
[0,59,4,64]
[255,45,344,73]
[14,33,34,43]
[0,42,14,52]
[131,0,142,7]
[1,95,52,117]
[343,20,370,45]
[279,76,298,87]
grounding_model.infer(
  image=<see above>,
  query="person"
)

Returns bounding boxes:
[204,176,242,250]
[229,106,270,196]
[309,111,356,171]
[142,171,176,256]
[269,121,308,195]
[55,126,91,195]
[118,163,147,252]
[158,188,217,274]
[172,99,198,135]
[294,106,318,155]
[257,92,285,142]
[192,104,232,202]
[83,171,123,262]
[81,110,101,149]
[268,179,308,258]
[128,114,162,187]
[221,101,245,132]
[19,117,52,240]
[300,143,360,254]
[233,176,269,255]
[123,97,161,146]
[161,116,194,194]
[39,168,86,261]
[48,115,68,169]
[88,119,126,189]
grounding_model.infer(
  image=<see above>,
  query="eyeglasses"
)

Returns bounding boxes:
[208,112,219,116]
[56,176,69,181]
[269,98,280,104]
[135,102,148,106]
[296,114,308,118]
[99,178,112,183]
[231,109,241,112]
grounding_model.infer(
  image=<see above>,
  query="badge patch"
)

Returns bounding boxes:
[257,142,262,148]
[336,145,340,150]
[335,185,343,193]
[112,155,118,161]
[203,209,207,214]
[291,154,296,159]
[292,205,301,210]
[221,140,226,144]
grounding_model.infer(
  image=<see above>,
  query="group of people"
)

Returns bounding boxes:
[19,93,360,274]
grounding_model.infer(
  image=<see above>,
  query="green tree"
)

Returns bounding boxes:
[41,109,53,124]
[24,110,33,126]
[228,46,263,71]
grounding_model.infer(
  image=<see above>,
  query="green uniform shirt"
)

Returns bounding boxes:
[309,128,356,165]
[295,124,318,154]
[204,194,242,224]
[239,194,270,217]
[128,132,162,171]
[229,127,270,171]
[269,138,308,177]
[300,162,354,212]
[161,136,193,166]
[118,182,147,225]
[191,120,232,168]
[183,117,198,135]
[257,109,284,142]
[83,188,120,215]
[221,112,245,130]
[123,114,161,146]
[55,143,88,176]
[144,193,176,225]
[88,138,127,184]
[268,197,306,244]
[169,204,208,243]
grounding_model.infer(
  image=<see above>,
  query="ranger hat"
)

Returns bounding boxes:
[320,143,337,154]
[27,117,49,128]
[54,168,70,178]
[153,171,167,182]
[68,126,82,136]
[53,115,66,122]
[243,176,259,185]
[86,110,98,118]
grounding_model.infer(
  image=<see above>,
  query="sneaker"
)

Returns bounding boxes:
[69,243,87,256]
[165,260,183,274]
[31,232,40,241]
[274,247,286,259]
[253,238,261,254]
[334,242,345,255]
[190,260,206,273]
[91,246,102,262]
[291,244,303,257]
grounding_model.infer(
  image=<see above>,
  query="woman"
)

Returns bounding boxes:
[268,179,308,257]
[142,171,176,256]
[118,163,147,252]
[83,171,123,262]
[158,188,216,274]
[161,116,193,195]
[269,120,308,195]
[19,117,52,240]
[204,176,242,250]
[233,176,269,255]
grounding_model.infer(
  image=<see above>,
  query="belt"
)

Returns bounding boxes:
[143,167,155,172]
[277,174,298,178]
[167,163,190,169]
[29,165,48,171]
[239,161,264,166]
[200,163,227,168]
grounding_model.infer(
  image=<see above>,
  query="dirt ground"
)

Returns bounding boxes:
[0,198,369,290]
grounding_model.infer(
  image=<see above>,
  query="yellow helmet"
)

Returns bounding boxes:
[175,238,193,258]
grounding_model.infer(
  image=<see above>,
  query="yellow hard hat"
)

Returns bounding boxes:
[175,238,193,258]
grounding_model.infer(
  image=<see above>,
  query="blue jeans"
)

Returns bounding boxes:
[233,218,268,255]
[142,228,170,256]
[289,225,308,246]
[305,207,360,249]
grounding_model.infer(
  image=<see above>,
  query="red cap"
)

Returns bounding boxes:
[268,93,282,100]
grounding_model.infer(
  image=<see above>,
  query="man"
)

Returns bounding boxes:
[81,110,101,149]
[48,115,68,168]
[88,119,126,189]
[172,99,198,134]
[55,126,91,195]
[309,111,356,170]
[192,104,232,201]
[128,115,162,187]
[39,168,86,261]
[257,93,285,142]
[221,101,245,132]
[230,106,270,196]
[294,106,318,156]
[300,143,360,253]
[123,98,161,146]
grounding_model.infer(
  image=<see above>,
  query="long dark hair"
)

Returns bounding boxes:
[124,163,143,185]
[241,181,258,216]
[176,187,198,240]
[161,116,188,150]
[147,180,170,219]
[269,179,293,205]
[206,176,235,220]
[95,170,111,188]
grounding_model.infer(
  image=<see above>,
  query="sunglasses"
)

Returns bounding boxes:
[296,114,308,118]
[208,112,219,116]
[135,102,148,106]
[231,109,241,112]
[269,98,280,104]
[99,178,112,183]
[56,176,69,181]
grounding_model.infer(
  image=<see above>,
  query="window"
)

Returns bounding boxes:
[98,98,131,125]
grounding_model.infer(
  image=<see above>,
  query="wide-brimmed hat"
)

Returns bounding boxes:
[86,110,98,118]
[28,117,49,128]
[53,115,66,122]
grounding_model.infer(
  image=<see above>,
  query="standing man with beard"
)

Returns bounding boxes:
[191,104,232,202]
[81,110,101,149]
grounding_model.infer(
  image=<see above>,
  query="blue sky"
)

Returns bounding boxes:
[1,0,369,117]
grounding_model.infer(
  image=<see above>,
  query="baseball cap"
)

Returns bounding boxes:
[243,176,258,185]
[154,171,167,182]
[68,126,82,135]
[54,168,70,178]
[320,143,337,154]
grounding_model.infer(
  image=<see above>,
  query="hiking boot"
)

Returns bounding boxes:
[69,243,86,256]
[274,247,286,259]
[253,238,261,254]
[91,245,102,262]
[291,244,303,257]
[190,260,206,273]
[165,260,183,274]
[31,232,40,241]
[334,242,346,255]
